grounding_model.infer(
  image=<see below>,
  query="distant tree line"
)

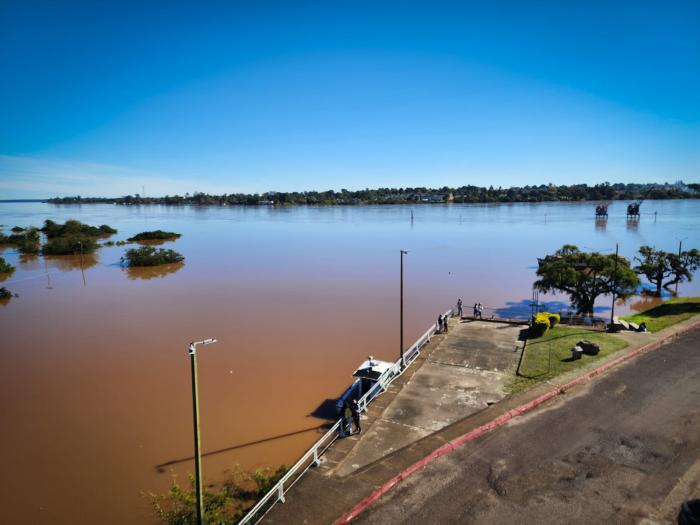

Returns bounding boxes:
[47,182,699,207]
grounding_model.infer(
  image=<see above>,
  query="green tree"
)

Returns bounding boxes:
[535,245,640,315]
[634,246,700,296]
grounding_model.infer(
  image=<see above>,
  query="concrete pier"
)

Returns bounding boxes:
[263,316,527,523]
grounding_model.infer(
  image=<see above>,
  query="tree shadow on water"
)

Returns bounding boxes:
[494,299,571,320]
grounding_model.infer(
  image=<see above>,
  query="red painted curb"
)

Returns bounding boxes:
[335,319,700,524]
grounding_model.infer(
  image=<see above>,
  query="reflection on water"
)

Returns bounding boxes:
[43,254,99,272]
[60,254,99,271]
[595,218,607,231]
[629,294,666,312]
[626,218,639,231]
[133,239,174,246]
[124,262,184,280]
[0,199,699,525]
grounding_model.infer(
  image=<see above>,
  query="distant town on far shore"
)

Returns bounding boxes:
[44,181,700,207]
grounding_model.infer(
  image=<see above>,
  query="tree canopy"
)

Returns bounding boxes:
[634,246,700,296]
[535,245,640,315]
[47,182,698,207]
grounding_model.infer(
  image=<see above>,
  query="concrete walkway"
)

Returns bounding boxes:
[261,315,699,525]
[332,320,524,477]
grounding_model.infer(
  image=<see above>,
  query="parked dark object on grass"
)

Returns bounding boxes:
[577,340,601,355]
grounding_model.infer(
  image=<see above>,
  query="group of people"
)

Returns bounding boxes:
[473,302,484,319]
[340,399,361,437]
[437,313,450,333]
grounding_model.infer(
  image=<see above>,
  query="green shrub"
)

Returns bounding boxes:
[150,466,288,525]
[124,246,184,267]
[42,235,98,255]
[10,226,25,234]
[128,230,182,242]
[0,256,15,276]
[530,312,551,338]
[0,287,12,301]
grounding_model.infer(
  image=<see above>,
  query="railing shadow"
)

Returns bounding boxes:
[154,424,331,473]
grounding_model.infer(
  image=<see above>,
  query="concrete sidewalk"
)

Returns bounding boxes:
[262,316,698,525]
[332,320,523,477]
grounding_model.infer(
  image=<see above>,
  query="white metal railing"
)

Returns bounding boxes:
[237,308,453,524]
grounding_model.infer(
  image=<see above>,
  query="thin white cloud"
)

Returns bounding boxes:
[0,155,238,199]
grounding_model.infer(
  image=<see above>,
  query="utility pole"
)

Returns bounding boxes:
[676,239,683,295]
[400,250,408,370]
[609,243,619,330]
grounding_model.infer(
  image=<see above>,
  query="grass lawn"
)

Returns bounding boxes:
[508,325,628,394]
[622,296,700,333]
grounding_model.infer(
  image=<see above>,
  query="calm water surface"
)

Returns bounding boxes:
[1,200,699,524]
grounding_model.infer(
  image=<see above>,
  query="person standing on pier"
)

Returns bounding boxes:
[437,314,443,333]
[473,303,478,318]
[443,315,449,333]
[351,400,362,434]
[457,298,463,317]
[342,402,353,437]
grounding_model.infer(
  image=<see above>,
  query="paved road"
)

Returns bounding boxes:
[356,328,700,524]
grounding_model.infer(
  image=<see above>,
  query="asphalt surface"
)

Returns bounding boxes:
[356,328,700,524]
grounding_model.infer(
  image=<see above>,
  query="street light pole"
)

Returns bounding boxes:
[400,250,408,370]
[188,338,218,525]
[609,243,619,330]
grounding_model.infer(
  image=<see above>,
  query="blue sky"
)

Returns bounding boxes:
[1,1,699,198]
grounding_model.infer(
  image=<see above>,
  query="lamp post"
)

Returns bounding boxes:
[675,237,688,295]
[400,250,408,370]
[188,338,218,525]
[609,243,619,330]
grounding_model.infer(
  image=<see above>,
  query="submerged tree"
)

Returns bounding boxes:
[535,244,640,315]
[634,245,700,296]
[123,246,184,267]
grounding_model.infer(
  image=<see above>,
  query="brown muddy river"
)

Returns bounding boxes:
[1,200,699,524]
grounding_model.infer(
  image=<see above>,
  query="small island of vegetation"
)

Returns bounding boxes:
[42,219,117,239]
[39,219,117,255]
[0,287,13,301]
[123,246,184,267]
[0,256,16,277]
[127,230,182,242]
[0,228,41,255]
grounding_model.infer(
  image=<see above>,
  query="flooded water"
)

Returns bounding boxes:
[1,200,699,524]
